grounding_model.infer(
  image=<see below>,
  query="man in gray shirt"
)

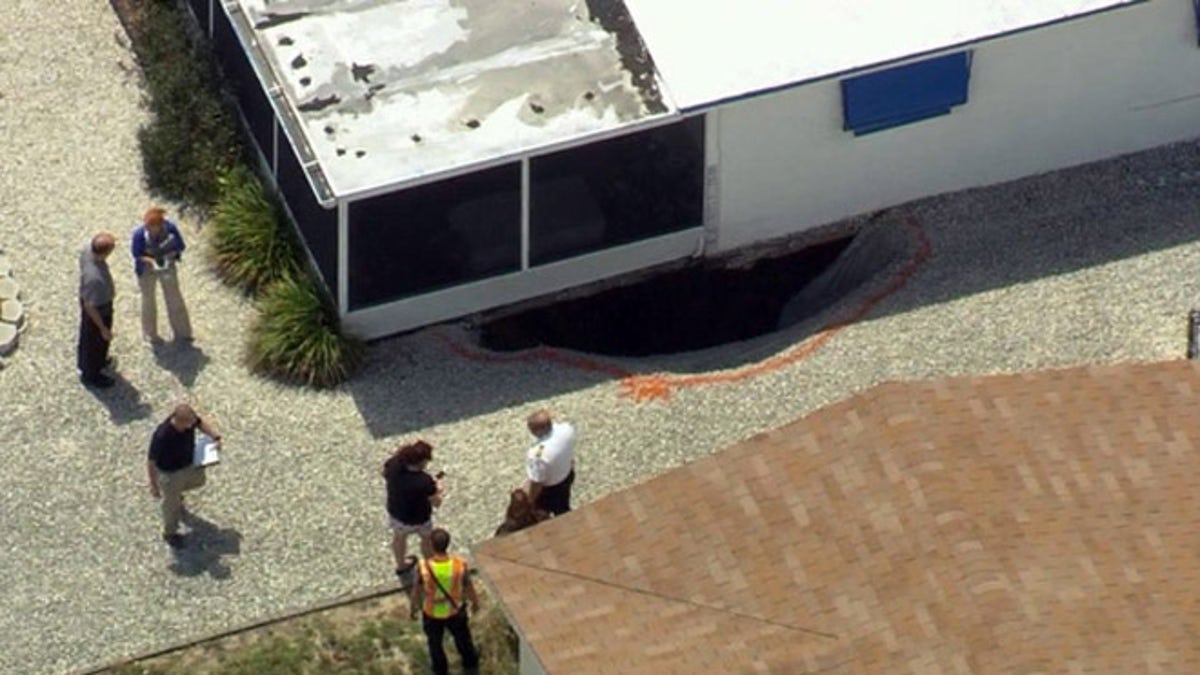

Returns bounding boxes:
[78,232,117,388]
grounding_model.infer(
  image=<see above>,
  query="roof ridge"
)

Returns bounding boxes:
[476,550,841,641]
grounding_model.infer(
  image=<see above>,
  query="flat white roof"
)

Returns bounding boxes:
[621,0,1144,110]
[233,0,670,199]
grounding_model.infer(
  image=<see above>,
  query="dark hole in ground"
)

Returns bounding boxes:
[480,236,854,357]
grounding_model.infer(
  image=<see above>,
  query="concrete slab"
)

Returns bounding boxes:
[1,299,24,326]
[0,276,18,300]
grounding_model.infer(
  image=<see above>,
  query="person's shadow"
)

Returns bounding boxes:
[152,340,211,387]
[169,511,242,579]
[82,370,153,425]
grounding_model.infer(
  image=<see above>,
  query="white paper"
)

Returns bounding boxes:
[193,433,221,467]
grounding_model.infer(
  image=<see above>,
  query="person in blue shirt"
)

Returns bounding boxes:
[131,207,192,344]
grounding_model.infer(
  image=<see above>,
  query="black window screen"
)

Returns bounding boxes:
[211,6,275,158]
[1195,0,1200,46]
[528,116,705,266]
[347,165,521,310]
[184,0,211,36]
[277,128,338,298]
[211,1,235,70]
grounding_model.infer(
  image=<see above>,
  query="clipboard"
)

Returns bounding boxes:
[193,433,221,467]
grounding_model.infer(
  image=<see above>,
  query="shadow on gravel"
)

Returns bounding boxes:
[171,512,241,580]
[84,372,153,425]
[346,340,613,438]
[152,341,211,388]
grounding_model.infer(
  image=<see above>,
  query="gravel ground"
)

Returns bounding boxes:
[2,2,1200,673]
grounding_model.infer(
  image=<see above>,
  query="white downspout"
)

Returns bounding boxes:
[696,108,720,258]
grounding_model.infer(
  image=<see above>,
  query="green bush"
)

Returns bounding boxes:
[133,0,241,208]
[209,165,303,294]
[247,273,363,388]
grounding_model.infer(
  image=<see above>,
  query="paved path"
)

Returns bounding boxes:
[1,2,1199,673]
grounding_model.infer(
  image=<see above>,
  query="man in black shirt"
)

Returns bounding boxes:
[147,403,222,548]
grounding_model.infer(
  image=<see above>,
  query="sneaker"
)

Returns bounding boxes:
[81,373,115,389]
[143,334,164,346]
[163,533,185,549]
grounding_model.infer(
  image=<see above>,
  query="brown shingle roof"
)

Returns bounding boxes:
[475,361,1200,674]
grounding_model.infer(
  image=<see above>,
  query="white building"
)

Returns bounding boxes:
[188,0,1200,339]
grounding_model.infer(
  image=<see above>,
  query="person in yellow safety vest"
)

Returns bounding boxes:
[409,528,481,675]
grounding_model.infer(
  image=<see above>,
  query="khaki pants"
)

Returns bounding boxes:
[138,267,192,340]
[156,465,206,535]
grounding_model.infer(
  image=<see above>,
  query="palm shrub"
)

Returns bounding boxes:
[209,165,302,294]
[133,0,240,208]
[247,272,363,388]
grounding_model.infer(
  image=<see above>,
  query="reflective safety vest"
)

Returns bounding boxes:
[420,556,468,619]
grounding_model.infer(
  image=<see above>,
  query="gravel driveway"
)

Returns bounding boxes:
[1,3,1199,673]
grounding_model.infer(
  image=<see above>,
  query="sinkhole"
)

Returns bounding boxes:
[479,236,855,357]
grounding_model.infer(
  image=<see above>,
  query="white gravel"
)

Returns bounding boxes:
[1,2,1199,673]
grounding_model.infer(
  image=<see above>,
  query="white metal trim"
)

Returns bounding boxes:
[337,111,706,202]
[343,227,704,340]
[520,157,530,270]
[702,109,721,253]
[216,1,336,207]
[337,200,348,317]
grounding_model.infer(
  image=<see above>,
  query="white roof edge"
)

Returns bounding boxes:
[622,0,1148,112]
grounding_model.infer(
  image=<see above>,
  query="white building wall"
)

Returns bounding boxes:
[519,637,548,675]
[714,0,1200,251]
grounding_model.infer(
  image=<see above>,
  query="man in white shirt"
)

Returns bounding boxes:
[524,410,576,515]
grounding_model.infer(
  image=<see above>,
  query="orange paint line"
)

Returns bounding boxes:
[432,330,633,380]
[436,213,932,403]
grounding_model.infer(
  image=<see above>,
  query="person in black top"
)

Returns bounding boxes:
[147,403,222,548]
[383,440,444,584]
[78,232,117,388]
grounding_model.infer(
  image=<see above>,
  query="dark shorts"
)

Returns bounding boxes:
[535,468,574,516]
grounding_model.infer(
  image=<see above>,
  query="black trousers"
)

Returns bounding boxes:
[536,468,575,516]
[422,610,479,675]
[77,302,113,378]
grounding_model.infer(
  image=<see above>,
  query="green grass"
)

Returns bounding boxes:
[247,272,364,388]
[101,590,518,675]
